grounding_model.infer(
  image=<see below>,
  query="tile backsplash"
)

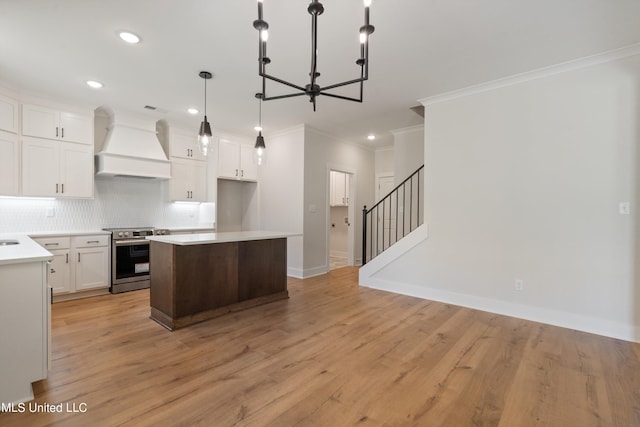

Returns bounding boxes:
[0,177,215,233]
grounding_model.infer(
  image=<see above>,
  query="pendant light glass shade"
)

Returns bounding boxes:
[197,71,213,156]
[254,93,266,165]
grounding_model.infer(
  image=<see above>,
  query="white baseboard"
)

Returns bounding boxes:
[360,276,639,343]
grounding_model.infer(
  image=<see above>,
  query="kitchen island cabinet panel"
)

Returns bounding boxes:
[173,242,238,316]
[149,234,291,330]
[238,238,286,301]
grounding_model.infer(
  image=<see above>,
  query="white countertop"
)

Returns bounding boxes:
[28,230,112,237]
[146,231,302,246]
[0,234,53,266]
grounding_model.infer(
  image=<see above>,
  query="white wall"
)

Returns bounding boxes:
[304,127,375,275]
[366,52,640,342]
[375,146,394,176]
[392,125,424,183]
[258,125,305,276]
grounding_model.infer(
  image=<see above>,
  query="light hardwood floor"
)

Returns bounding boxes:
[1,267,639,426]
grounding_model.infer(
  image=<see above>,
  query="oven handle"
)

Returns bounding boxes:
[114,239,151,246]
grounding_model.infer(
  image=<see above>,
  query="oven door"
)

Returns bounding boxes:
[112,239,150,284]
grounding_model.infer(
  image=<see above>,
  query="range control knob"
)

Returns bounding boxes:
[118,232,124,237]
[124,231,130,237]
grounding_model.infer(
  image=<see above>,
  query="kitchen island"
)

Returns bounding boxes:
[146,231,300,330]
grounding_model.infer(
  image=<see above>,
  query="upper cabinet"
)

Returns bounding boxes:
[0,94,19,133]
[0,131,19,196]
[170,158,207,202]
[156,122,209,202]
[170,132,206,161]
[22,103,92,145]
[22,137,93,198]
[330,171,350,206]
[218,140,257,182]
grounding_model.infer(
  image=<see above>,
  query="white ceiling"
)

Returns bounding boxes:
[1,0,639,148]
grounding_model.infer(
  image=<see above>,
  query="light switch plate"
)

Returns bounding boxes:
[619,202,630,215]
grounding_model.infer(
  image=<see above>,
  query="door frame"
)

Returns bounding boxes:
[326,165,357,268]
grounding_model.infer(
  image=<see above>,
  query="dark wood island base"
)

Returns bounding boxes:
[149,237,288,330]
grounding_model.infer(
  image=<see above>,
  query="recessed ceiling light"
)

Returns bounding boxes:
[118,31,141,44]
[187,108,199,115]
[86,80,103,89]
[367,134,376,140]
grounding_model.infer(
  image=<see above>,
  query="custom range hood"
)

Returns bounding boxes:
[94,106,171,179]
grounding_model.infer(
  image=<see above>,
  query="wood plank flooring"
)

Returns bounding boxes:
[1,267,639,426]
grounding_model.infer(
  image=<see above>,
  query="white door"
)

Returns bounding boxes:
[59,142,93,198]
[170,159,192,201]
[75,247,109,291]
[0,94,18,133]
[22,137,60,197]
[191,161,208,201]
[48,250,71,294]
[59,112,91,144]
[0,132,19,195]
[22,104,59,140]
[218,140,240,179]
[240,144,258,181]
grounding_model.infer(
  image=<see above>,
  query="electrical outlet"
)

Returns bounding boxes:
[515,279,524,291]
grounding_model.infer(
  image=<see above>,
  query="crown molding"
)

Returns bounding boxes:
[419,43,640,107]
[390,124,424,136]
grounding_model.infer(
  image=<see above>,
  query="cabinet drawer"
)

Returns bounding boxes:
[33,236,71,250]
[73,235,109,248]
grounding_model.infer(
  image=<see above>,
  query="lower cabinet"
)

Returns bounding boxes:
[33,234,110,300]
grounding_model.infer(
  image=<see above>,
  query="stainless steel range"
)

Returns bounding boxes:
[103,227,169,293]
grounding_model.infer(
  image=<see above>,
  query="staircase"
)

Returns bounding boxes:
[362,165,424,264]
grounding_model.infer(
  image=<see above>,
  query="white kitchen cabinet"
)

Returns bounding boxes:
[0,130,19,196]
[169,158,207,202]
[218,140,257,181]
[22,103,92,145]
[33,234,109,298]
[34,236,71,294]
[0,93,19,133]
[22,136,93,198]
[330,171,350,206]
[170,131,207,161]
[75,247,109,291]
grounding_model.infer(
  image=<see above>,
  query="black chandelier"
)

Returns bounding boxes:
[253,0,374,111]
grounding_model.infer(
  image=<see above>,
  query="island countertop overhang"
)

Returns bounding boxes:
[146,230,301,246]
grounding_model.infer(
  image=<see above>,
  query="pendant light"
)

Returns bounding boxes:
[254,93,266,166]
[197,71,213,156]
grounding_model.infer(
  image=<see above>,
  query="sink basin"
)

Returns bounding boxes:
[0,240,20,246]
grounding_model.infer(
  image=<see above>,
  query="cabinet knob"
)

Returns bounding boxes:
[50,268,56,274]
[56,127,59,137]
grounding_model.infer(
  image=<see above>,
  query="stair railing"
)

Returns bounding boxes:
[362,165,424,264]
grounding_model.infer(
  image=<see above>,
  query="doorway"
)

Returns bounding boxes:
[328,168,355,270]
